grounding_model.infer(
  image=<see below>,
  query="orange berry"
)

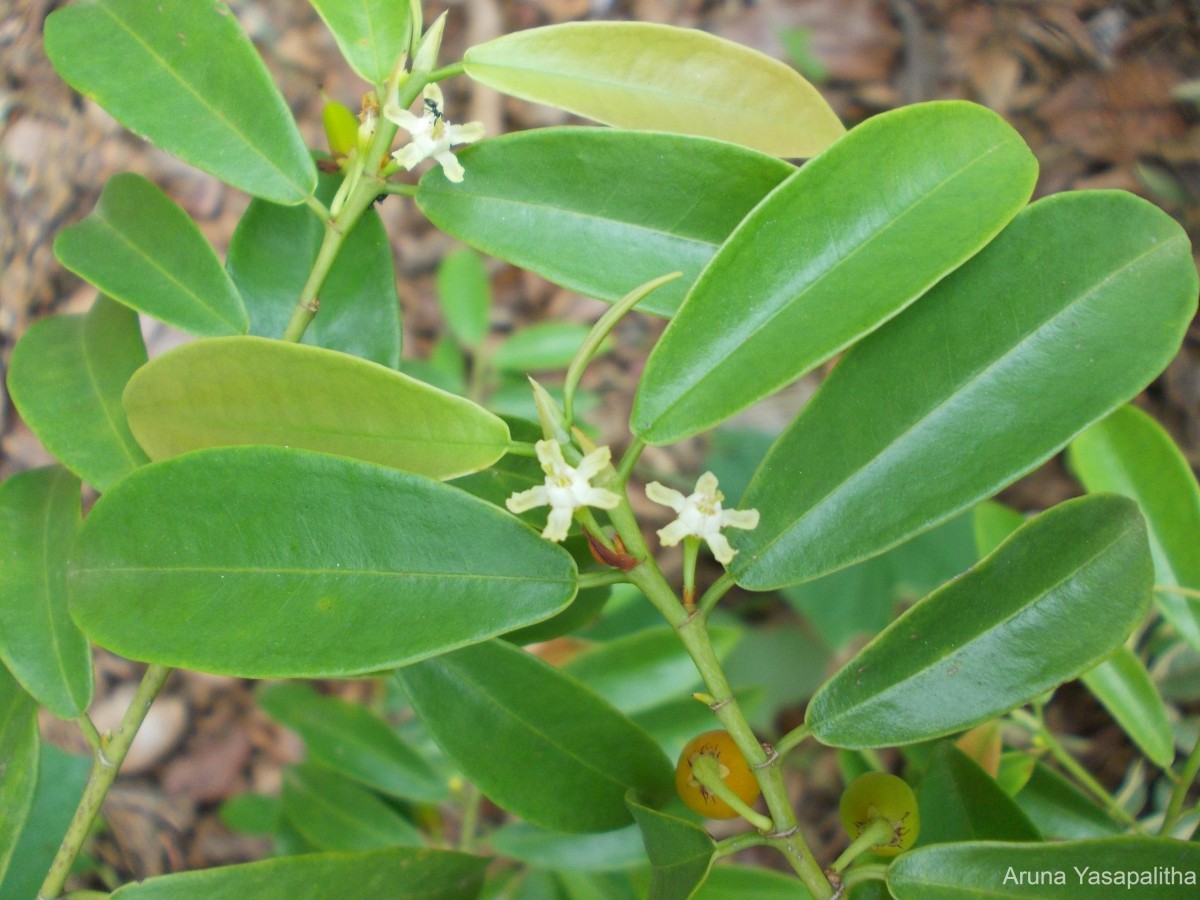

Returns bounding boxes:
[674,730,761,819]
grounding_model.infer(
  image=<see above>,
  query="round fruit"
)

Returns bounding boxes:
[674,730,761,819]
[838,771,920,857]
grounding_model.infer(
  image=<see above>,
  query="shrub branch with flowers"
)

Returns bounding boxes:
[3,0,1200,897]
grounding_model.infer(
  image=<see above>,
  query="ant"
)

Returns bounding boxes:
[424,97,443,121]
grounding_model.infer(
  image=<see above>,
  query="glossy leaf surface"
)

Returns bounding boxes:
[1080,648,1174,768]
[490,822,647,872]
[54,173,247,336]
[259,683,446,802]
[309,0,410,84]
[915,744,1040,846]
[1013,763,1121,840]
[396,640,672,833]
[1069,404,1200,650]
[464,23,843,157]
[436,247,491,349]
[806,495,1153,748]
[281,764,424,851]
[44,0,316,204]
[0,664,38,882]
[124,337,509,479]
[626,792,714,900]
[493,323,595,373]
[888,838,1200,899]
[69,447,577,678]
[633,101,1037,444]
[228,170,400,366]
[733,191,1198,589]
[0,467,91,718]
[7,296,148,492]
[109,848,489,898]
[417,128,792,317]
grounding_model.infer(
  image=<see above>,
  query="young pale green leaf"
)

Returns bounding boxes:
[972,501,1025,559]
[109,848,490,899]
[0,664,39,882]
[0,467,91,719]
[281,764,424,851]
[123,337,510,480]
[44,0,316,205]
[417,128,793,317]
[54,174,247,336]
[309,0,411,85]
[1080,648,1174,768]
[395,640,673,833]
[492,323,597,373]
[1069,405,1200,651]
[69,447,577,678]
[732,191,1198,589]
[489,822,648,872]
[259,683,446,802]
[625,792,714,900]
[464,23,843,157]
[436,247,491,349]
[7,296,149,492]
[916,744,1041,846]
[1013,763,1121,840]
[632,101,1038,444]
[806,494,1153,748]
[228,170,400,366]
[887,838,1200,899]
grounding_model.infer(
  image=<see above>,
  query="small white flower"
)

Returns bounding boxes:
[384,83,484,183]
[506,440,621,542]
[646,472,759,565]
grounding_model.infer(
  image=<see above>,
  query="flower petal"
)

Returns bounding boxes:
[575,445,612,480]
[705,532,737,565]
[506,485,548,514]
[696,471,721,497]
[447,121,486,144]
[579,487,621,510]
[543,505,573,542]
[657,519,692,547]
[535,440,567,474]
[646,481,686,512]
[722,508,760,531]
[435,150,465,183]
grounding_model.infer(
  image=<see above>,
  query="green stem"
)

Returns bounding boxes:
[682,537,699,609]
[713,831,771,859]
[775,722,813,759]
[39,665,172,900]
[841,863,889,890]
[615,436,646,488]
[505,441,538,458]
[381,181,419,197]
[829,817,894,873]
[75,714,104,757]
[458,782,482,853]
[1156,584,1200,600]
[426,61,465,82]
[1161,731,1200,836]
[577,570,629,590]
[697,572,735,617]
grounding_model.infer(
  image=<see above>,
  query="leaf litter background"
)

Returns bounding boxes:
[1,0,1199,886]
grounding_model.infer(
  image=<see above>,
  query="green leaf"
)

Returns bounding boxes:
[493,323,597,373]
[887,838,1200,898]
[228,170,400,366]
[309,0,411,85]
[0,664,39,882]
[282,763,424,851]
[417,128,793,317]
[916,744,1040,846]
[1068,404,1200,651]
[972,501,1025,559]
[219,793,281,836]
[1013,762,1121,840]
[806,494,1153,748]
[54,173,247,336]
[437,248,491,349]
[123,337,509,480]
[692,866,814,899]
[625,792,714,900]
[395,640,673,833]
[632,101,1038,444]
[732,190,1198,589]
[259,683,446,802]
[69,447,577,678]
[464,23,843,157]
[0,467,92,718]
[7,296,149,492]
[108,848,490,899]
[490,822,648,872]
[44,0,316,205]
[1079,648,1174,768]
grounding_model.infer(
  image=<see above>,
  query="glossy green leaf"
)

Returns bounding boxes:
[109,848,489,899]
[282,763,424,851]
[309,0,411,85]
[0,467,91,718]
[490,822,647,872]
[1069,404,1200,650]
[806,495,1153,748]
[732,190,1198,589]
[888,838,1200,899]
[54,173,247,336]
[995,752,1037,798]
[123,337,509,479]
[916,744,1040,846]
[972,501,1025,558]
[464,23,843,157]
[219,793,280,836]
[1079,648,1174,768]
[437,247,491,349]
[259,683,446,802]
[493,323,597,373]
[69,447,577,678]
[44,0,316,205]
[417,128,793,317]
[396,640,673,833]
[7,296,149,492]
[625,792,714,900]
[228,170,400,366]
[633,101,1038,444]
[0,664,39,882]
[692,866,814,899]
[1013,762,1121,840]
